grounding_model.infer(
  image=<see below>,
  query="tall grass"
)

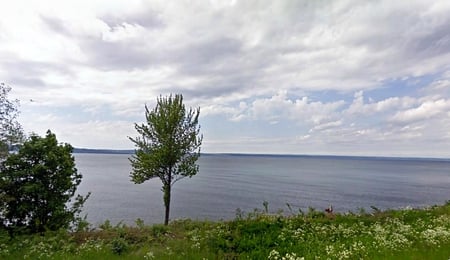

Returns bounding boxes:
[1,202,449,259]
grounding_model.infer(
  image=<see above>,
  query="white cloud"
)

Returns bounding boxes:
[390,99,450,123]
[345,91,417,115]
[20,111,135,149]
[310,120,343,132]
[249,91,345,125]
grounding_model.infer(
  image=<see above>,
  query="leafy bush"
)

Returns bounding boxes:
[0,131,89,235]
[110,237,129,255]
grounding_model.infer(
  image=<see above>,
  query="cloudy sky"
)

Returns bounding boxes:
[1,0,450,157]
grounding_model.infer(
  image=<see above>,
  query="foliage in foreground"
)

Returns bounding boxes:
[0,131,89,235]
[0,202,449,259]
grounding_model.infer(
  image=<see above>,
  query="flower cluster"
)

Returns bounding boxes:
[187,229,202,249]
[143,251,155,259]
[268,249,304,260]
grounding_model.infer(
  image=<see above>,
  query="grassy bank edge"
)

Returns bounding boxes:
[1,201,449,259]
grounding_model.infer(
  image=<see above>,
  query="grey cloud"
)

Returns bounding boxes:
[80,37,156,71]
[95,34,266,98]
[341,2,450,67]
[36,0,450,91]
[159,66,259,100]
[173,37,243,75]
[40,15,72,36]
[79,37,151,71]
[405,21,450,58]
[6,76,46,88]
[164,38,285,99]
[0,55,73,88]
[276,1,450,89]
[167,81,247,100]
[101,10,164,29]
[40,14,162,71]
[21,1,450,105]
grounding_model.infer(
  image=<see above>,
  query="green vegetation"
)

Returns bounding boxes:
[1,202,449,259]
[0,131,89,235]
[0,83,24,160]
[129,94,202,225]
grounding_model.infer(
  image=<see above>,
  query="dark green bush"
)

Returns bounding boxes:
[110,237,129,255]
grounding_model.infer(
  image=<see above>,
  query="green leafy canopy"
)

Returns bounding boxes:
[129,94,202,186]
[129,94,202,225]
[0,130,89,234]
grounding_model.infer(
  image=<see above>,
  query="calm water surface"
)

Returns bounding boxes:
[74,153,450,225]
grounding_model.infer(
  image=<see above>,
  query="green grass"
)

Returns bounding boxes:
[1,202,449,259]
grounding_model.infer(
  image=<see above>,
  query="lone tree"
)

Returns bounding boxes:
[0,83,24,160]
[0,131,89,235]
[129,94,202,225]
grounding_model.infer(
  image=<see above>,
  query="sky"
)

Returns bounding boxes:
[0,0,450,158]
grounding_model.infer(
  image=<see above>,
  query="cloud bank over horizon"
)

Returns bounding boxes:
[1,0,449,157]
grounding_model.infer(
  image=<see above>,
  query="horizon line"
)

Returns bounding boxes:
[72,148,450,161]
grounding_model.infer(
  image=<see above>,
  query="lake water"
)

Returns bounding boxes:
[74,153,450,226]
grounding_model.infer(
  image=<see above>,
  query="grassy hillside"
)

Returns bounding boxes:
[1,202,449,259]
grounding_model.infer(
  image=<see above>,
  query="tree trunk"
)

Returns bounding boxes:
[163,167,173,225]
[163,184,171,225]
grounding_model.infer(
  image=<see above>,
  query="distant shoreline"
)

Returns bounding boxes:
[73,148,450,161]
[73,148,134,154]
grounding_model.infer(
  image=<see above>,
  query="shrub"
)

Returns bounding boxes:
[0,131,89,235]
